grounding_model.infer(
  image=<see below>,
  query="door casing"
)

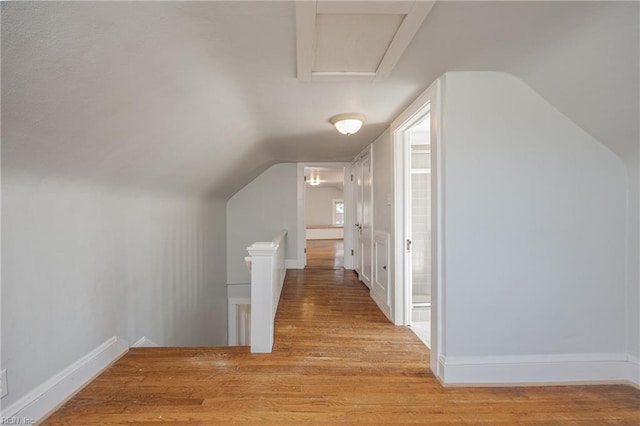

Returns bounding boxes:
[391,78,444,380]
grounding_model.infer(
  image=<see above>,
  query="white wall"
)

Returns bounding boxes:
[440,72,627,358]
[1,172,228,409]
[506,2,639,360]
[226,163,298,284]
[305,186,343,226]
[625,159,639,359]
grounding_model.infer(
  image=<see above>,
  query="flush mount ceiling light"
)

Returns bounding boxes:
[330,113,366,136]
[307,171,321,186]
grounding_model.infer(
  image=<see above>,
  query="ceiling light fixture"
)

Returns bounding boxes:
[330,113,366,136]
[305,170,320,186]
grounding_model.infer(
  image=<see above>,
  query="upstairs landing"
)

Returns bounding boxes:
[42,265,640,424]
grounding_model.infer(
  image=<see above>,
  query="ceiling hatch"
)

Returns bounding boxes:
[296,1,435,81]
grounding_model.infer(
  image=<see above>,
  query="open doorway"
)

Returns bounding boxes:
[391,79,442,378]
[297,163,353,271]
[405,117,431,348]
[304,166,345,269]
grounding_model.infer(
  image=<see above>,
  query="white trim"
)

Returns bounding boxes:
[371,230,392,321]
[285,259,299,269]
[1,336,129,422]
[296,1,435,81]
[392,90,435,325]
[370,292,393,322]
[310,73,375,83]
[374,1,436,80]
[391,78,443,380]
[316,1,415,15]
[248,230,288,353]
[246,241,279,256]
[228,284,251,346]
[626,355,640,386]
[131,336,159,348]
[332,198,345,226]
[432,79,446,381]
[342,165,354,270]
[351,157,360,275]
[440,353,640,387]
[295,1,315,81]
[296,164,306,269]
[438,355,447,383]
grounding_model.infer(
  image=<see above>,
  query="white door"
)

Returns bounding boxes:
[353,158,362,276]
[354,152,372,289]
[360,153,373,288]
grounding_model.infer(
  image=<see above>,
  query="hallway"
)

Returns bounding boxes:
[42,266,640,424]
[305,239,344,269]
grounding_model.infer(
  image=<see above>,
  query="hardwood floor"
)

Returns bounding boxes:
[305,239,344,269]
[42,254,640,424]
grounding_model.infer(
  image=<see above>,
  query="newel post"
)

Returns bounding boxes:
[247,241,278,353]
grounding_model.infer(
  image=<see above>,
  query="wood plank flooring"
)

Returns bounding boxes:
[42,247,640,424]
[305,239,344,269]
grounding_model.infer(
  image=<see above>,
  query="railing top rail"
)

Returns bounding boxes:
[247,230,287,255]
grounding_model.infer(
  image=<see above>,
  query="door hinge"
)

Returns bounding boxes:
[304,175,307,182]
[406,239,412,252]
[351,249,354,256]
[350,174,354,182]
[304,248,307,253]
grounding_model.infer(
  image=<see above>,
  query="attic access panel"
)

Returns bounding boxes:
[296,1,435,82]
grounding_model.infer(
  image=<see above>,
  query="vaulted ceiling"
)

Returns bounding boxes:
[2,1,638,198]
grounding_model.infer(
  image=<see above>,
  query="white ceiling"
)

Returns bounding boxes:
[3,1,638,199]
[305,166,344,189]
[296,0,434,81]
[314,13,404,72]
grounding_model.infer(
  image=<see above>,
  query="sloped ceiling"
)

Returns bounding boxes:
[305,166,345,189]
[2,1,638,199]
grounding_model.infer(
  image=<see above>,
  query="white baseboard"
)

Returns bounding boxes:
[625,355,639,387]
[131,336,160,348]
[440,352,640,387]
[370,290,393,322]
[1,336,129,422]
[285,259,299,269]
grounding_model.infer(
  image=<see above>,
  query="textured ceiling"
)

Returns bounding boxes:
[2,1,638,199]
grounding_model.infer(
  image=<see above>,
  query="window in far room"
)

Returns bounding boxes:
[333,199,344,225]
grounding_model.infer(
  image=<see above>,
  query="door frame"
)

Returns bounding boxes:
[391,78,444,379]
[400,105,431,325]
[296,162,353,270]
[352,146,373,288]
[351,158,362,276]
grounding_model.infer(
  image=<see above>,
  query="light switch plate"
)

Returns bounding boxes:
[1,369,7,398]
